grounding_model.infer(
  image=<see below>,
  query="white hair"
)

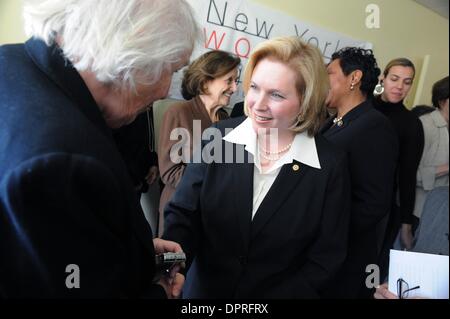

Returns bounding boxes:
[23,0,200,90]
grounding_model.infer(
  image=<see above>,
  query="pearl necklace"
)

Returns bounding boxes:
[259,142,293,154]
[258,142,292,161]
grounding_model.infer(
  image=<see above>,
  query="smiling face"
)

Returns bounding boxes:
[246,58,301,141]
[202,68,239,108]
[381,65,415,104]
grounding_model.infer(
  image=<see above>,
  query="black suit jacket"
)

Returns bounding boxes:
[163,117,351,298]
[320,100,398,298]
[0,38,163,298]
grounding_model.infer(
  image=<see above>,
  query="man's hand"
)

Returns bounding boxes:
[374,283,398,299]
[400,224,413,250]
[158,273,185,299]
[153,238,185,298]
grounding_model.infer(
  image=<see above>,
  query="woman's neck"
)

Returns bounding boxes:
[199,95,222,122]
[336,94,365,118]
[257,130,294,174]
[439,107,449,124]
[257,130,295,154]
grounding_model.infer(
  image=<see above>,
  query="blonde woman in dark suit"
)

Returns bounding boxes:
[162,37,352,298]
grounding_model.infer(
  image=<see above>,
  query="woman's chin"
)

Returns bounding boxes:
[251,119,274,135]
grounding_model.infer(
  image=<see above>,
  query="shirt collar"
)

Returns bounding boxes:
[430,109,448,128]
[223,117,321,171]
[24,37,112,139]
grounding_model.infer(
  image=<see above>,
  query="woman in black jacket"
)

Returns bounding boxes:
[374,58,424,275]
[321,47,398,298]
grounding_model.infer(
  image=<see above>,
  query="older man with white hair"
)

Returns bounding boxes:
[0,0,199,298]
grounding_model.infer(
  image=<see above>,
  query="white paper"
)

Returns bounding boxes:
[388,249,449,299]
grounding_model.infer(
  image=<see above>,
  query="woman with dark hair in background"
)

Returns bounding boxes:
[321,47,398,298]
[374,58,424,277]
[158,50,240,236]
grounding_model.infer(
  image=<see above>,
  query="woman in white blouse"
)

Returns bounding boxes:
[414,76,449,219]
[162,36,352,298]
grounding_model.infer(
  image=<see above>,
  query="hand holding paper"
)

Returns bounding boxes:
[388,249,449,299]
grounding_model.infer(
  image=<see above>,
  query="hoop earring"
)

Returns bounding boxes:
[374,80,384,95]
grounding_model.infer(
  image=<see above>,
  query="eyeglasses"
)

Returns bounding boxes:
[397,278,420,299]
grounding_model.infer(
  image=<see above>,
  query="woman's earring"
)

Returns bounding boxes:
[374,80,384,95]
[350,83,355,91]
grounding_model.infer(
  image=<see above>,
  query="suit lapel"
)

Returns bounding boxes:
[232,161,254,251]
[321,117,349,138]
[250,160,308,239]
[321,100,372,138]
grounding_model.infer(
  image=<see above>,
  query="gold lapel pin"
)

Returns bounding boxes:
[292,164,300,172]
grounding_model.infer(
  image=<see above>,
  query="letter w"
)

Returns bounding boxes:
[255,19,274,39]
[204,28,226,49]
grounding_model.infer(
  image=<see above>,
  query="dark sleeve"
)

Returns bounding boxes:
[267,152,352,298]
[161,160,206,269]
[113,113,155,191]
[398,117,424,224]
[0,153,165,298]
[348,120,399,233]
[230,102,244,118]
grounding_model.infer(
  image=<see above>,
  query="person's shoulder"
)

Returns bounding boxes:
[418,110,435,126]
[315,134,348,169]
[400,106,421,123]
[405,109,424,132]
[214,116,246,132]
[165,99,192,113]
[363,107,397,134]
[0,43,26,61]
[163,99,197,122]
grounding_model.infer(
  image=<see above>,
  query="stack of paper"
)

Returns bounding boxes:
[388,249,449,299]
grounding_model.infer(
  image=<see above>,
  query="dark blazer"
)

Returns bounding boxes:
[163,117,351,298]
[320,100,398,298]
[113,110,158,193]
[158,96,228,236]
[0,38,163,298]
[230,101,244,118]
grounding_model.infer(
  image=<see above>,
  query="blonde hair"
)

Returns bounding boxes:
[242,36,329,136]
[24,0,200,91]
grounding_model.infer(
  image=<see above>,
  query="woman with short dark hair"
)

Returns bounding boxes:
[320,47,398,298]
